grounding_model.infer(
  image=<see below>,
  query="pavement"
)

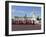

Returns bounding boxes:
[12,24,41,31]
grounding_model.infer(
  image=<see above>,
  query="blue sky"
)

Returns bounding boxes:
[11,5,41,17]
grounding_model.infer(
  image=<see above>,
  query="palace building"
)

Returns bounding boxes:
[12,9,41,25]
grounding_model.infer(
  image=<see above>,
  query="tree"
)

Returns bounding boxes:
[37,16,41,21]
